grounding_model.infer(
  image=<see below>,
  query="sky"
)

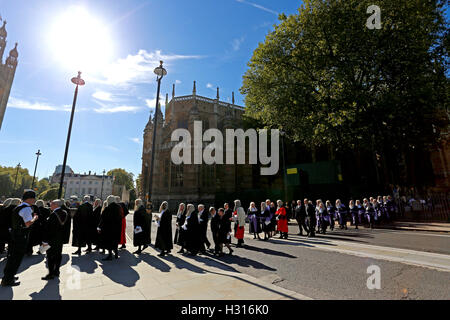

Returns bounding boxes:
[0,0,302,182]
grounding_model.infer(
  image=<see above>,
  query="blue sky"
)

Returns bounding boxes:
[0,0,301,182]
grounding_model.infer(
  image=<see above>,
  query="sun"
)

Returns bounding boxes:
[48,6,114,74]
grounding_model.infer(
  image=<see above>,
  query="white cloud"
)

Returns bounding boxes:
[175,80,182,85]
[7,97,71,112]
[93,105,142,114]
[206,83,214,89]
[92,91,114,102]
[104,145,120,152]
[235,0,279,16]
[231,36,245,51]
[129,137,141,144]
[91,50,205,87]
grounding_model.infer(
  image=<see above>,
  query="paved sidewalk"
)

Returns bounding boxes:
[377,222,450,233]
[0,243,311,300]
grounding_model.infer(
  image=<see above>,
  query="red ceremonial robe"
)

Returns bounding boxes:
[276,207,288,233]
[233,210,245,240]
[119,206,126,245]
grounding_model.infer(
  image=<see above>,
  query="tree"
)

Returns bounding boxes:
[39,187,62,201]
[241,0,449,153]
[107,168,134,190]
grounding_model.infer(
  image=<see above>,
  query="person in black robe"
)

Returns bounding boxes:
[209,207,220,255]
[154,201,173,256]
[60,201,72,246]
[25,204,39,256]
[217,208,233,255]
[197,204,210,254]
[304,199,316,237]
[223,203,233,245]
[269,201,277,237]
[133,199,150,255]
[0,198,13,255]
[98,195,122,260]
[174,203,186,253]
[41,199,70,280]
[181,204,200,256]
[32,200,51,255]
[91,199,102,251]
[72,196,93,255]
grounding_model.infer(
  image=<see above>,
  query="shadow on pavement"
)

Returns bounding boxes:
[159,254,206,274]
[137,252,171,273]
[29,278,61,300]
[94,250,140,287]
[71,253,98,275]
[243,244,297,258]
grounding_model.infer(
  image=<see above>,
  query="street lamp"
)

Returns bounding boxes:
[31,149,42,190]
[280,130,288,203]
[58,71,85,199]
[147,61,167,205]
[12,162,21,196]
[100,169,105,201]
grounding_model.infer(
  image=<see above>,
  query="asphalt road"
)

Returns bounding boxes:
[125,214,450,299]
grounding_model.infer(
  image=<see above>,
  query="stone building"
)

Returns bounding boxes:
[141,81,253,208]
[0,18,19,130]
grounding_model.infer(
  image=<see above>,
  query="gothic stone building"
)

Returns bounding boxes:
[0,19,18,130]
[141,82,253,209]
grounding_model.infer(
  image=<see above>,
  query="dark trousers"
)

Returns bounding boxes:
[47,244,63,276]
[0,242,5,253]
[307,217,316,236]
[200,227,210,252]
[212,233,220,253]
[296,217,309,235]
[2,231,29,282]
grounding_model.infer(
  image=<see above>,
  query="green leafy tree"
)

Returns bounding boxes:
[107,168,134,190]
[241,0,449,153]
[39,187,63,201]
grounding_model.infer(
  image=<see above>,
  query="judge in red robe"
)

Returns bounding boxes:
[276,200,289,239]
[116,197,128,249]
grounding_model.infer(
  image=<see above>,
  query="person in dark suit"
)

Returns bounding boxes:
[98,195,122,260]
[217,208,233,256]
[0,198,14,255]
[304,199,316,237]
[223,203,233,244]
[133,199,150,255]
[72,196,93,255]
[154,201,173,256]
[41,199,70,280]
[295,200,309,236]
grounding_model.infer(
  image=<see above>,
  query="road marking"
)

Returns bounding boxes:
[254,233,450,272]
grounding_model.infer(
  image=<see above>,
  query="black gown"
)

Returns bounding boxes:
[174,213,186,246]
[183,214,200,254]
[98,203,122,250]
[133,206,151,246]
[0,205,14,247]
[43,208,70,276]
[91,206,102,246]
[72,202,93,248]
[155,209,173,251]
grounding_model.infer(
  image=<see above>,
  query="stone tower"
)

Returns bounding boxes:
[0,18,19,130]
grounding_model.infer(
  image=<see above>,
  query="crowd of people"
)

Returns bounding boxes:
[0,189,397,287]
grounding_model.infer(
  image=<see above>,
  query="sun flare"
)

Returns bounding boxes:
[48,6,114,74]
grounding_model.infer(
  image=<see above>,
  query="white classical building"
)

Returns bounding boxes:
[64,172,114,200]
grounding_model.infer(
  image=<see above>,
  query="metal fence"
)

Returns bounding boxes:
[396,193,450,222]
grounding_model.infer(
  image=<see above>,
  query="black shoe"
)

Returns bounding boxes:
[133,250,142,255]
[14,277,19,281]
[41,274,54,281]
[73,250,81,255]
[1,280,20,287]
[114,253,119,259]
[102,255,113,261]
[228,249,234,255]
[158,252,166,257]
[177,249,185,254]
[120,245,126,249]
[84,248,92,253]
[53,272,60,278]
[142,245,148,251]
[93,247,99,251]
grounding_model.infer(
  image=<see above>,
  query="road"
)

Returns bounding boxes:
[125,214,450,299]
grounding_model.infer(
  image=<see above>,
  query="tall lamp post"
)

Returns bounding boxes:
[100,169,105,200]
[31,149,42,189]
[280,130,288,203]
[147,61,167,205]
[58,71,85,199]
[12,162,21,196]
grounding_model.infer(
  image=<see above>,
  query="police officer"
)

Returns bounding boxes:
[1,190,39,287]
